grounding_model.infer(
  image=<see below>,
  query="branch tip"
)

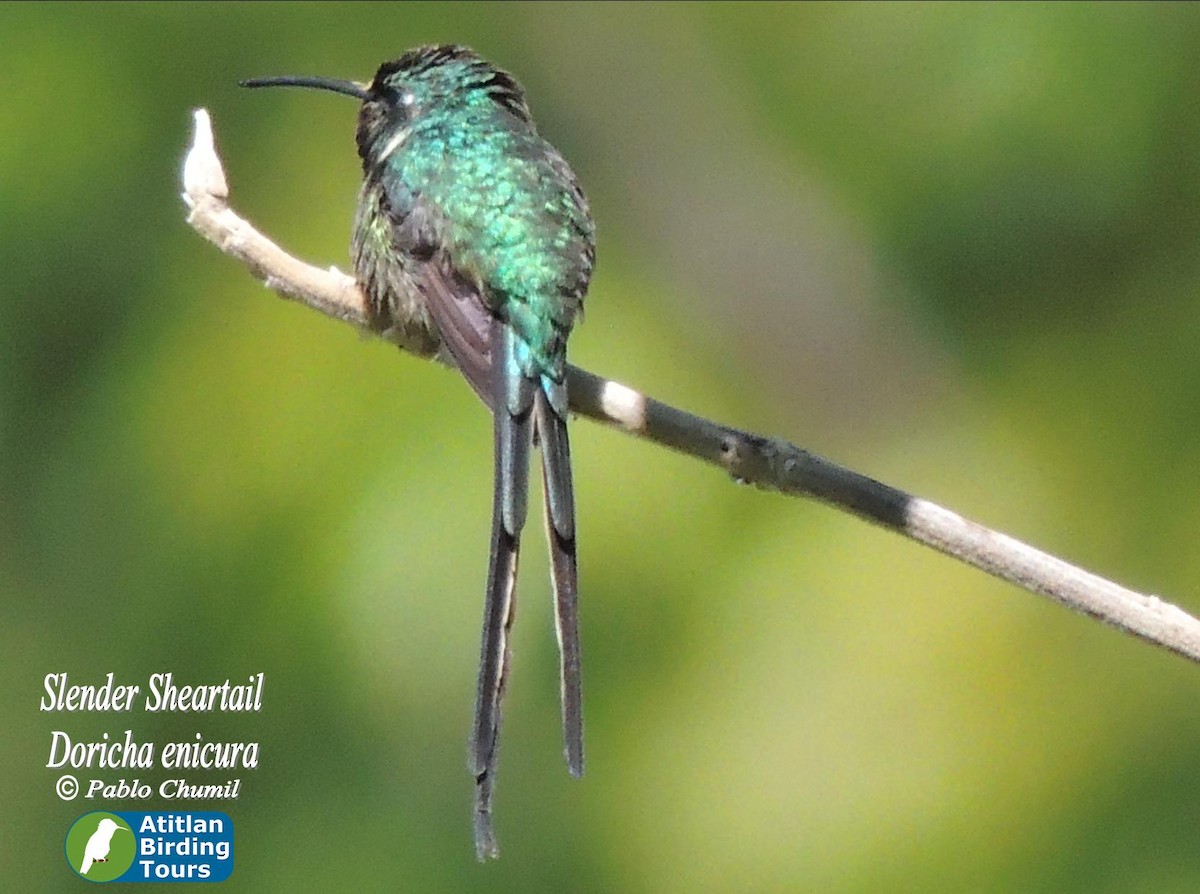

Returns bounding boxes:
[182,108,229,205]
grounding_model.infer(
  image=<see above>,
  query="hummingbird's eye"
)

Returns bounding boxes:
[383,88,416,121]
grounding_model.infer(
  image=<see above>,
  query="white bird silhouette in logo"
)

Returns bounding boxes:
[79,817,127,874]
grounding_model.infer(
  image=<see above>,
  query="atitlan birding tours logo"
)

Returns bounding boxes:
[64,811,233,882]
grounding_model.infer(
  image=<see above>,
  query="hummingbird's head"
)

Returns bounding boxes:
[241,45,532,174]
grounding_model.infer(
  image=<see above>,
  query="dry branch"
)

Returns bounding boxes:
[182,108,1200,665]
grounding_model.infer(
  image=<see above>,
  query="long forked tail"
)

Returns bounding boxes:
[468,321,584,859]
[535,390,583,778]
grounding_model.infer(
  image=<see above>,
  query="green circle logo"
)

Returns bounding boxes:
[65,812,135,882]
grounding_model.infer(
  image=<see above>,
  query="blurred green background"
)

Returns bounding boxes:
[5,2,1200,890]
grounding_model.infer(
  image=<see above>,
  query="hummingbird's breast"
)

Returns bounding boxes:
[351,180,442,359]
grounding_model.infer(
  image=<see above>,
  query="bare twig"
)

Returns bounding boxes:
[182,108,1200,665]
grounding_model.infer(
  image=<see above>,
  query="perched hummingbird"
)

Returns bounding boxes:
[79,817,127,875]
[242,45,595,859]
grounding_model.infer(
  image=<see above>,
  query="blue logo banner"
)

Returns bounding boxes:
[65,811,234,882]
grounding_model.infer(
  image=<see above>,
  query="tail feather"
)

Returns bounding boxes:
[535,392,584,777]
[470,321,534,860]
[472,752,501,860]
[470,516,518,860]
[418,257,587,856]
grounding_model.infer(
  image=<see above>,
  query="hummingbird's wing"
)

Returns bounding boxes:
[374,185,495,401]
[419,259,494,404]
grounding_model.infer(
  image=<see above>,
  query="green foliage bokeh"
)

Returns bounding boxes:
[5,3,1200,890]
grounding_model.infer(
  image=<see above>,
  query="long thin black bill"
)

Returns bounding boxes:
[239,75,370,100]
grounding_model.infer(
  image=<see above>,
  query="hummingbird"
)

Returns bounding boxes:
[79,817,128,874]
[242,45,595,859]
